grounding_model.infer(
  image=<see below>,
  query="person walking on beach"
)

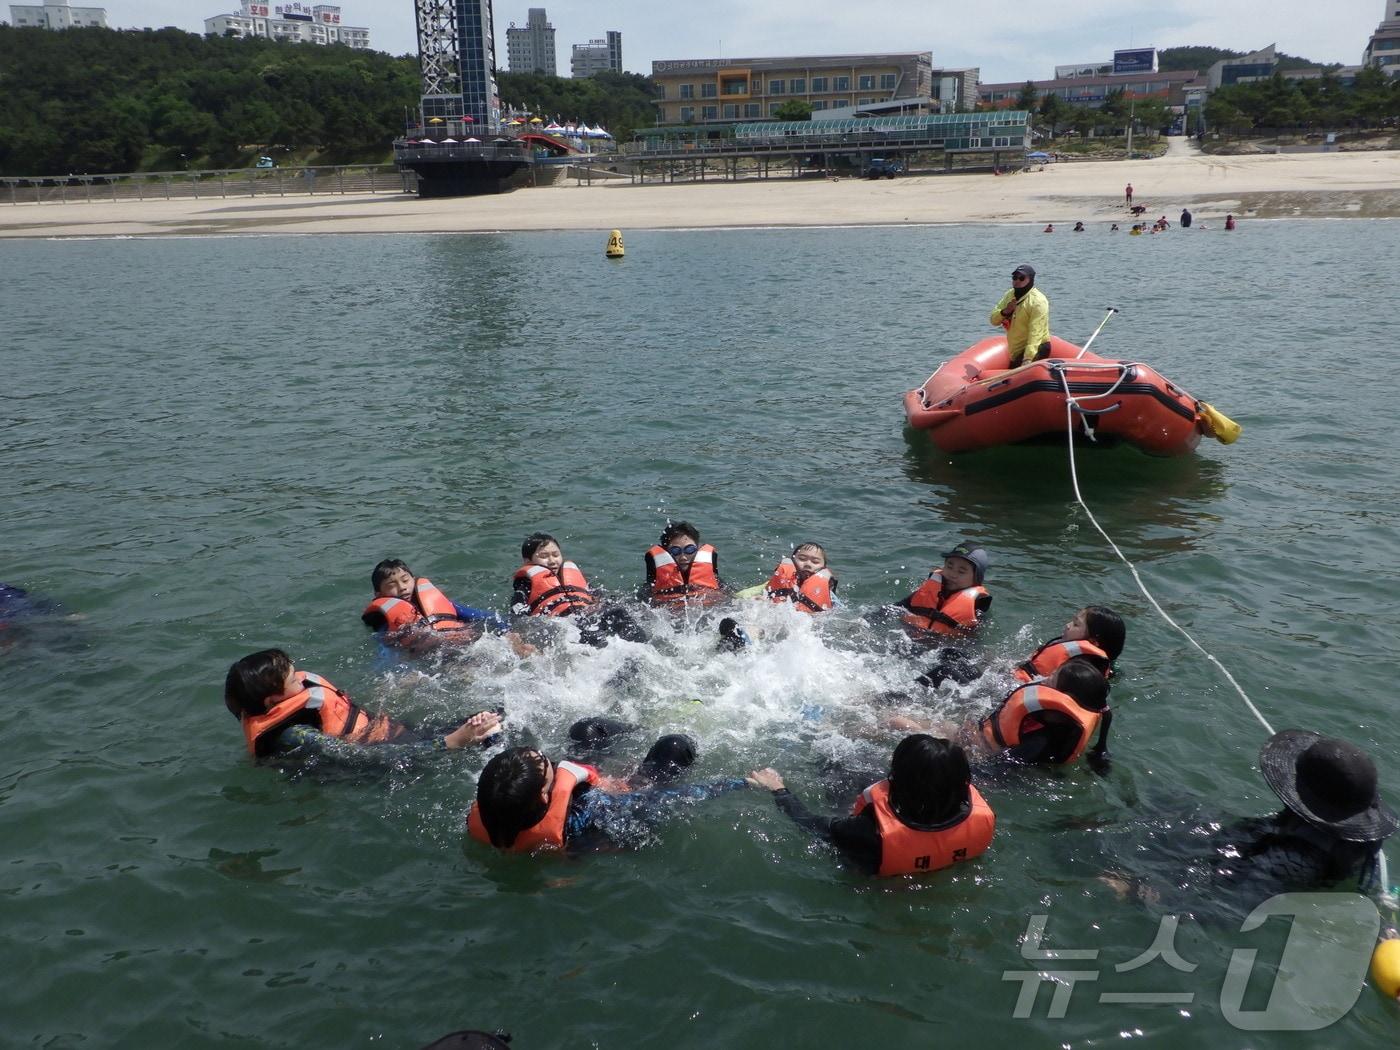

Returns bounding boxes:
[1125,183,1133,205]
[990,265,1051,367]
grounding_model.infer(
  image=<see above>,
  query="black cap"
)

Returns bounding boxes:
[941,542,989,584]
[1012,264,1036,279]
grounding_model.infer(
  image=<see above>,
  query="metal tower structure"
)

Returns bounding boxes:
[413,0,501,128]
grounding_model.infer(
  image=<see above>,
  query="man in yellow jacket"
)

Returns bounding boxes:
[989,264,1051,367]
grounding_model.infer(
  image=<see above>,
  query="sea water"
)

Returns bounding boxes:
[3,218,1399,1047]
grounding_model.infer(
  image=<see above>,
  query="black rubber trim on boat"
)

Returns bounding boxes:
[963,380,1197,422]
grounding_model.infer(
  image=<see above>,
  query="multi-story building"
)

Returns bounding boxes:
[8,0,106,29]
[1206,45,1277,89]
[651,52,933,124]
[1363,0,1400,75]
[931,67,979,112]
[505,8,556,75]
[571,30,621,78]
[204,2,371,49]
[978,69,1198,110]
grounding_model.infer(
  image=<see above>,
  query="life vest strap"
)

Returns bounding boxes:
[334,701,365,738]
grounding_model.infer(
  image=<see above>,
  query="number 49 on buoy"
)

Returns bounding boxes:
[606,229,624,258]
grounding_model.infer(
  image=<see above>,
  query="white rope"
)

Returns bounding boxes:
[1054,365,1275,737]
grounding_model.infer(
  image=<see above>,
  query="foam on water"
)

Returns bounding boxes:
[367,597,1027,808]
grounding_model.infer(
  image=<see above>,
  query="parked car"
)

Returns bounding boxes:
[864,157,902,179]
[255,156,276,169]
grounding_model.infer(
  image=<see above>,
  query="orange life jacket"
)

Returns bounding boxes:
[1013,638,1112,684]
[765,558,835,613]
[900,571,989,636]
[645,544,723,605]
[851,780,995,876]
[513,562,595,617]
[240,671,408,757]
[361,577,471,638]
[466,760,598,853]
[979,682,1103,764]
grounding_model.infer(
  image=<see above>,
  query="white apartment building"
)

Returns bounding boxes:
[8,0,107,29]
[204,1,370,49]
[571,30,621,78]
[505,8,556,75]
[1363,0,1400,74]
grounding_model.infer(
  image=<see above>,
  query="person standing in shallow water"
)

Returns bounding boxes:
[989,264,1051,367]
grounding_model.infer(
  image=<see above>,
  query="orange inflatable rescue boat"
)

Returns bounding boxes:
[903,335,1240,457]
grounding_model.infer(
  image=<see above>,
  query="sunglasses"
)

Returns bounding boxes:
[1011,273,1029,281]
[667,544,699,557]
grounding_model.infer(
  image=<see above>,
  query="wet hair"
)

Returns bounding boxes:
[1056,658,1110,712]
[659,521,699,547]
[1081,605,1126,662]
[371,558,413,592]
[475,747,550,849]
[792,541,827,567]
[1057,656,1116,773]
[223,648,294,720]
[887,734,972,826]
[521,532,559,561]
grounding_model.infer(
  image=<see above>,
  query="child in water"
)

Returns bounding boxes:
[362,559,532,657]
[225,648,501,760]
[639,521,729,607]
[1014,605,1124,683]
[892,658,1112,770]
[764,542,836,613]
[511,532,647,646]
[896,541,991,641]
[468,734,746,854]
[746,734,995,876]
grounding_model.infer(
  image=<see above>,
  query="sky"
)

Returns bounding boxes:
[58,0,1387,83]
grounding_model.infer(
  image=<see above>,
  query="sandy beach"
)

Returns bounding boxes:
[3,140,1398,238]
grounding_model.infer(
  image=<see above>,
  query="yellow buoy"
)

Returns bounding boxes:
[1198,402,1242,444]
[1372,937,1400,1000]
[606,229,624,258]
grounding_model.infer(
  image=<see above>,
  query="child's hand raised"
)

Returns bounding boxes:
[445,710,502,749]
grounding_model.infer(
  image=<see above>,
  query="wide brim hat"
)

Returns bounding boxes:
[1259,729,1398,843]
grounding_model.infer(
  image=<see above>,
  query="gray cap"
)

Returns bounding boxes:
[942,542,989,584]
[1012,264,1036,279]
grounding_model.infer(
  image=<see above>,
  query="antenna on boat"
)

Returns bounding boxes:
[1074,307,1119,359]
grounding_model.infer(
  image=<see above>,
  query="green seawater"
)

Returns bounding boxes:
[3,219,1399,1048]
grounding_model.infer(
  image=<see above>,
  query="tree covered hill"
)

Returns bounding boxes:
[0,25,421,174]
[0,25,658,176]
[1158,45,1340,74]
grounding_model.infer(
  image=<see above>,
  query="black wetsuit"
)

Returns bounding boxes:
[1209,811,1382,894]
[1098,805,1386,922]
[767,789,883,873]
[999,709,1093,765]
[553,719,747,851]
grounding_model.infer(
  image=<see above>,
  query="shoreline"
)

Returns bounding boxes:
[3,145,1399,239]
